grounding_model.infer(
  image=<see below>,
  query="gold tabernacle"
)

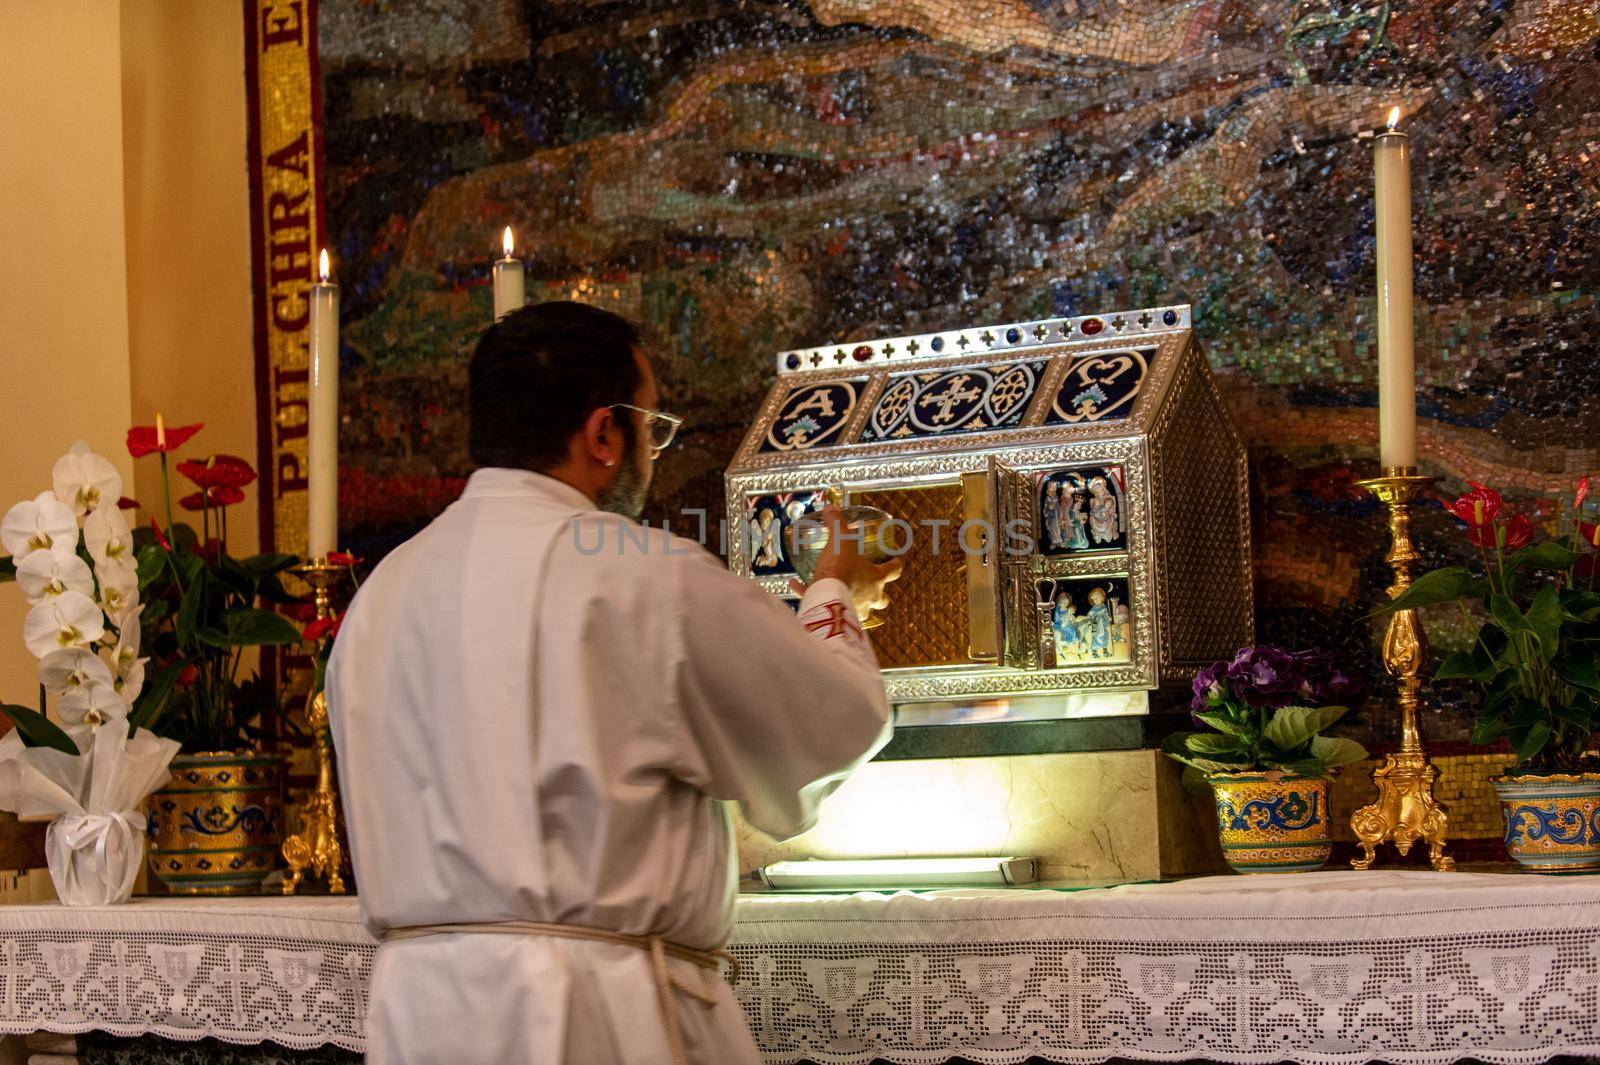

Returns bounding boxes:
[725,306,1253,739]
[1349,467,1454,871]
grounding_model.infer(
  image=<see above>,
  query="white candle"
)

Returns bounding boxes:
[1374,106,1416,469]
[492,226,525,320]
[308,249,340,559]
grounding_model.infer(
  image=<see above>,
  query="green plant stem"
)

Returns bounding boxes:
[159,453,175,542]
[38,684,46,717]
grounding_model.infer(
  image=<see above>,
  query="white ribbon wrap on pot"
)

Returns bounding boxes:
[0,722,178,906]
[46,809,146,906]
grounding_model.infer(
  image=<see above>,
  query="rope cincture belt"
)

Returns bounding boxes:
[383,921,740,1065]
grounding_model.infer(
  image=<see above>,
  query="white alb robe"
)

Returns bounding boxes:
[327,468,891,1064]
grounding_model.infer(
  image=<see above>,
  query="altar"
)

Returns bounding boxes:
[1,872,1598,1065]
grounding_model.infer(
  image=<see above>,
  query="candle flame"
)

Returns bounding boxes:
[155,413,166,449]
[1386,106,1401,130]
[319,248,330,282]
[502,226,515,257]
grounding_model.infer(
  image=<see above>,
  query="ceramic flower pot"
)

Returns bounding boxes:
[1207,771,1332,873]
[146,751,285,895]
[1492,773,1600,872]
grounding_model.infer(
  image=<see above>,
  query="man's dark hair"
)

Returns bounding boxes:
[469,301,643,471]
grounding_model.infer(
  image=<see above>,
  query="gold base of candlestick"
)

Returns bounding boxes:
[1349,467,1454,872]
[283,559,348,896]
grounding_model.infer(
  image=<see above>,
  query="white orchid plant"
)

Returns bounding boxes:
[0,442,149,754]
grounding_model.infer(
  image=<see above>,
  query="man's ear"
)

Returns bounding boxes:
[581,406,621,468]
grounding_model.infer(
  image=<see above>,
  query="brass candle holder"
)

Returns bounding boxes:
[282,558,348,895]
[1349,466,1454,871]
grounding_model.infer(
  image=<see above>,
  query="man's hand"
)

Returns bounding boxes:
[787,504,903,621]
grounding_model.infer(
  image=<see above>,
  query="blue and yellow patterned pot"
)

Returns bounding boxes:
[1493,773,1600,873]
[1207,771,1332,873]
[146,752,285,895]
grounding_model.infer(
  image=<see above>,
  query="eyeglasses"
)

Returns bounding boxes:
[610,403,684,455]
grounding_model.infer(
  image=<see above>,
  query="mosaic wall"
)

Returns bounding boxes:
[318,0,1600,747]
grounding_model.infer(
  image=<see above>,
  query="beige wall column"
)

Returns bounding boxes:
[0,2,258,710]
[0,0,137,706]
[121,2,259,558]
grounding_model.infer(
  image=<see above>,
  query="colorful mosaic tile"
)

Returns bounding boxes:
[320,0,1600,747]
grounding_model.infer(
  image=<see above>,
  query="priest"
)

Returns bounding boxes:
[327,301,900,1064]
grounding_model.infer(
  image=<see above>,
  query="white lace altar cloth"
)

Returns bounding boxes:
[730,870,1600,1065]
[0,872,1596,1062]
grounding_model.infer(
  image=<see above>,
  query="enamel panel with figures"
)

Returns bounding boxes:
[1039,577,1133,668]
[743,491,824,577]
[1038,466,1127,555]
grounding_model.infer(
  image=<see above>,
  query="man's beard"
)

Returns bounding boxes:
[598,438,651,520]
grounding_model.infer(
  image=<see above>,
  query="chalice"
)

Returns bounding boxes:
[787,487,901,628]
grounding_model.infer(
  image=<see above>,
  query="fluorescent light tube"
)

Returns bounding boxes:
[757,857,1038,889]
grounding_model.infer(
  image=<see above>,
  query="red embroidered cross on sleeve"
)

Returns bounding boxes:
[799,600,868,653]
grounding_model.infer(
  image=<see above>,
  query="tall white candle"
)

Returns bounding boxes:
[1374,106,1417,469]
[308,249,340,559]
[492,226,525,320]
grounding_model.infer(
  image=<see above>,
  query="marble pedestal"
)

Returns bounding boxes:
[733,748,1225,882]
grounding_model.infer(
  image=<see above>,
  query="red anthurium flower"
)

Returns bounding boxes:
[1446,482,1503,542]
[327,551,363,567]
[177,663,198,687]
[302,612,345,643]
[126,422,203,458]
[1501,514,1535,550]
[1582,522,1600,550]
[178,486,246,511]
[284,601,318,622]
[1577,475,1591,512]
[176,454,257,491]
[150,518,171,551]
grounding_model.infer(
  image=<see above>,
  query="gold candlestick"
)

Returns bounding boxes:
[282,558,348,895]
[1349,467,1454,871]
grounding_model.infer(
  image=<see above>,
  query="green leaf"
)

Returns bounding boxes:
[1509,542,1582,573]
[168,523,200,554]
[1435,651,1485,681]
[1262,705,1348,752]
[241,553,299,576]
[1471,712,1509,745]
[0,556,15,583]
[255,573,298,605]
[1193,710,1255,739]
[1509,716,1553,764]
[1555,649,1600,693]
[1160,733,1246,773]
[172,551,203,585]
[1273,757,1332,779]
[1187,732,1250,755]
[1310,735,1369,767]
[130,662,182,731]
[1490,592,1528,635]
[135,544,165,586]
[175,570,206,648]
[1371,567,1485,615]
[1526,585,1562,663]
[221,607,302,646]
[1561,590,1600,624]
[142,599,171,626]
[194,625,231,650]
[212,558,256,602]
[0,704,79,756]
